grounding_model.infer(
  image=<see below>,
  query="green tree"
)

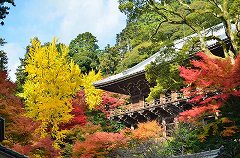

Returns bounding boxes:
[0,0,15,71]
[120,0,240,54]
[147,0,240,54]
[0,0,15,25]
[15,57,27,92]
[116,0,218,72]
[99,44,120,75]
[115,9,165,71]
[69,32,100,74]
[145,47,189,101]
[0,36,7,72]
[117,0,240,100]
[0,50,7,71]
[15,37,40,93]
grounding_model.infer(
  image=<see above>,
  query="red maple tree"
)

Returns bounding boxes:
[178,52,240,122]
[13,136,60,158]
[0,71,38,145]
[60,91,87,129]
[97,92,126,117]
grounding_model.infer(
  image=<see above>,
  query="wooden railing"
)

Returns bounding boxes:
[108,92,189,118]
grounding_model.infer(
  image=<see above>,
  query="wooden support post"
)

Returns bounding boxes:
[140,96,145,107]
[174,117,179,129]
[160,93,166,104]
[140,96,144,108]
[215,111,219,120]
[162,118,167,137]
[171,91,178,102]
[131,125,135,130]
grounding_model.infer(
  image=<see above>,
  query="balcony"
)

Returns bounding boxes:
[108,92,190,119]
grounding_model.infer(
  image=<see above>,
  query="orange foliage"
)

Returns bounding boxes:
[221,125,238,137]
[131,121,162,140]
[72,132,127,158]
[221,117,233,124]
[219,117,239,137]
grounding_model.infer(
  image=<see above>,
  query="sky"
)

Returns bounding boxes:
[0,0,126,81]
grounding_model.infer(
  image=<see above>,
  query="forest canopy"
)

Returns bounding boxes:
[1,0,240,157]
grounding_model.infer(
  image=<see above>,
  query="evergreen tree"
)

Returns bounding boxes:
[0,50,7,71]
[99,44,120,75]
[69,32,100,74]
[0,0,15,71]
[0,0,15,25]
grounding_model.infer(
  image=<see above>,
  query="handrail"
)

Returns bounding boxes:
[108,92,189,118]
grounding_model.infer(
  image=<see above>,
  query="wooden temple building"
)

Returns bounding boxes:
[93,23,233,136]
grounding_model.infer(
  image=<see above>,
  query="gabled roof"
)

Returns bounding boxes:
[94,23,231,88]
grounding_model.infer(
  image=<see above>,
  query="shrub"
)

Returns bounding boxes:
[72,132,127,158]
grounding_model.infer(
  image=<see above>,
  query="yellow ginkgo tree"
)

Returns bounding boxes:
[19,38,82,146]
[82,70,103,110]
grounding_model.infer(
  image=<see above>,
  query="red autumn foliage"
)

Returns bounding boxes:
[12,136,60,158]
[178,102,222,122]
[12,144,32,156]
[178,52,240,122]
[72,132,127,158]
[0,71,38,145]
[97,92,126,117]
[60,91,87,129]
[72,90,88,111]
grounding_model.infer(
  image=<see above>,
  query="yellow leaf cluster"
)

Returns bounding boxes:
[19,38,82,143]
[81,70,103,110]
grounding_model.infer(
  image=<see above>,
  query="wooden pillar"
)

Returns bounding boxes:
[160,93,166,104]
[171,91,178,102]
[215,111,220,119]
[140,96,144,108]
[131,125,135,130]
[162,118,167,137]
[174,117,179,129]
